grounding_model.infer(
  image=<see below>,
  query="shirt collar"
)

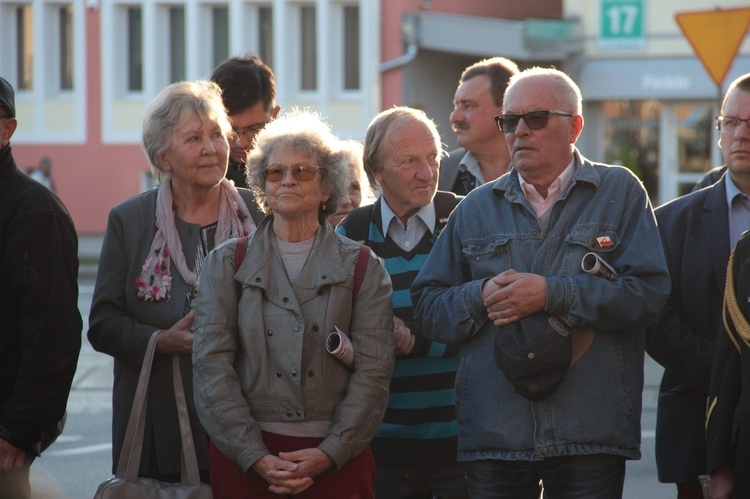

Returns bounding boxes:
[725,172,747,206]
[459,150,485,184]
[518,157,577,197]
[380,195,437,234]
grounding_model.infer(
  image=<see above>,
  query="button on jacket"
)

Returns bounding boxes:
[411,151,670,462]
[192,218,394,472]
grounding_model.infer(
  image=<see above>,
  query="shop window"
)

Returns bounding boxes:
[603,100,661,201]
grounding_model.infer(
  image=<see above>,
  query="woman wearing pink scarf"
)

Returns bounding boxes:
[88,80,261,484]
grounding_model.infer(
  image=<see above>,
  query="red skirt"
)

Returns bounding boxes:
[208,432,375,499]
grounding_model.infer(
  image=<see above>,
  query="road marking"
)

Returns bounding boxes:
[46,443,112,457]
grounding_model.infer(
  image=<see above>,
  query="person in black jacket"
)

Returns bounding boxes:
[0,76,82,497]
[650,72,750,499]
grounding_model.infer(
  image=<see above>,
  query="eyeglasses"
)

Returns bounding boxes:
[262,164,323,182]
[233,121,269,140]
[716,115,750,132]
[494,110,574,133]
[0,115,11,120]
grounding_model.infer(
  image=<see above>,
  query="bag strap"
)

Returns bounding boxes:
[116,331,159,482]
[234,235,249,295]
[235,235,248,272]
[352,245,370,304]
[115,331,202,486]
[172,355,201,485]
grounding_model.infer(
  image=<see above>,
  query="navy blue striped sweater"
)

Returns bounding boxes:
[337,192,462,466]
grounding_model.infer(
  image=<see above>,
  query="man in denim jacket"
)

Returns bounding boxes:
[411,67,670,498]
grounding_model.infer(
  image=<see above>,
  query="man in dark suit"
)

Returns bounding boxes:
[439,57,518,195]
[648,72,750,499]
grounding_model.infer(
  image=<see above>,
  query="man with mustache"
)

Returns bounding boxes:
[412,67,669,498]
[338,107,467,499]
[439,57,518,195]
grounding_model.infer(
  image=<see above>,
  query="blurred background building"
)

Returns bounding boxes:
[1,0,748,233]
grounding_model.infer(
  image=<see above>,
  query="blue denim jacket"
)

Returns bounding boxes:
[411,151,670,462]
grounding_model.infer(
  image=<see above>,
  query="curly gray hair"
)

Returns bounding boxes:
[142,80,232,182]
[247,109,349,218]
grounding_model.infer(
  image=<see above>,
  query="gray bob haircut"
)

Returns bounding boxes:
[142,80,232,182]
[363,106,444,189]
[246,108,349,218]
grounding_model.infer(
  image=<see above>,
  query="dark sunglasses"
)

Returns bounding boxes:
[262,164,322,182]
[494,110,574,133]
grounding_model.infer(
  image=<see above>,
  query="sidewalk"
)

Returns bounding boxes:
[70,235,112,415]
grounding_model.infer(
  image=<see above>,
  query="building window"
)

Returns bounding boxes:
[127,7,143,92]
[212,7,229,69]
[300,6,316,91]
[169,7,186,83]
[343,5,359,90]
[258,6,273,69]
[16,4,33,90]
[59,5,74,90]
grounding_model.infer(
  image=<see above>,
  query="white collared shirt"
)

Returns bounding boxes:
[380,197,436,251]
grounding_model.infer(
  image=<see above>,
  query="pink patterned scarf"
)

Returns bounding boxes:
[136,178,256,301]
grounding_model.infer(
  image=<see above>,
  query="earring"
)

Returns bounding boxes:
[321,201,327,211]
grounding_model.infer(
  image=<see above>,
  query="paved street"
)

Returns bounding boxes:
[28,235,677,498]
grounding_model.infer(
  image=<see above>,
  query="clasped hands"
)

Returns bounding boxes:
[252,448,334,495]
[481,269,547,326]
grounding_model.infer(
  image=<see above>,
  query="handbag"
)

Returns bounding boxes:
[93,331,212,498]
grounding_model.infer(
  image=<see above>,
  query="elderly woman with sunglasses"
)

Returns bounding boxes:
[88,80,262,484]
[191,109,394,498]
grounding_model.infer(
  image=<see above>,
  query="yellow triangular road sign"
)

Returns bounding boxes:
[675,7,750,86]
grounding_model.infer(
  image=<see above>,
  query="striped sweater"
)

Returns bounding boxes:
[337,192,462,466]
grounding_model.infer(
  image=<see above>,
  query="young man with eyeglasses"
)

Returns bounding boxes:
[0,76,82,498]
[441,57,518,196]
[412,67,670,498]
[211,54,280,189]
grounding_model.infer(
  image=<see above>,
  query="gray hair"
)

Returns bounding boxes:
[332,139,375,204]
[247,108,349,217]
[142,80,232,182]
[363,106,444,189]
[504,67,583,115]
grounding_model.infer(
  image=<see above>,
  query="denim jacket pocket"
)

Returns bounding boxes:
[462,237,512,278]
[564,226,620,276]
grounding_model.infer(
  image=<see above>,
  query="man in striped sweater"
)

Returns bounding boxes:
[337,107,467,499]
